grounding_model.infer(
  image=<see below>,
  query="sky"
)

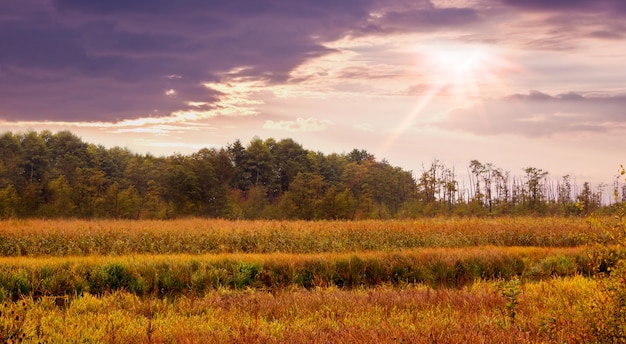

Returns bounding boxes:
[1,0,625,186]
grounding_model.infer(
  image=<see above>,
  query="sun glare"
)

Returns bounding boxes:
[423,45,491,97]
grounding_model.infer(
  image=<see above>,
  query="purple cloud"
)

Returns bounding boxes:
[1,0,380,122]
[358,6,480,34]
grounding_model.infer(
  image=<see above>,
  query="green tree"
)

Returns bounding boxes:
[345,149,374,164]
[493,167,510,213]
[272,138,311,194]
[73,167,107,217]
[118,185,141,219]
[334,188,357,219]
[46,175,75,217]
[469,160,485,205]
[281,172,325,220]
[576,182,600,215]
[417,165,437,204]
[164,156,201,216]
[0,185,19,219]
[143,180,166,219]
[241,185,271,219]
[523,167,549,212]
[21,181,44,216]
[46,130,90,181]
[20,131,49,183]
[227,139,250,191]
[102,182,122,218]
[309,151,345,187]
[0,132,23,189]
[190,148,230,217]
[245,137,274,188]
[124,154,164,216]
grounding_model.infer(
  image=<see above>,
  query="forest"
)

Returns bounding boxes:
[0,130,622,219]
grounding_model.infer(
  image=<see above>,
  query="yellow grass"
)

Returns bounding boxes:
[0,246,587,266]
[0,217,600,256]
[1,276,598,343]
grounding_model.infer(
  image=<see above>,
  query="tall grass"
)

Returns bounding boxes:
[0,277,598,343]
[0,217,610,341]
[0,217,597,256]
[0,247,590,299]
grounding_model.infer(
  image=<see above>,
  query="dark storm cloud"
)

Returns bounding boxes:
[1,0,382,122]
[433,91,626,138]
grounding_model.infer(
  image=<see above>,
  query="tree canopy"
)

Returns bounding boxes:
[0,130,620,219]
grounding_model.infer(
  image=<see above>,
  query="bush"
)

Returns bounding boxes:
[587,166,626,343]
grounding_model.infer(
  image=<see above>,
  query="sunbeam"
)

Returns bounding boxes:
[379,43,514,154]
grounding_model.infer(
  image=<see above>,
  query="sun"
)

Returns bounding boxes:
[429,46,486,79]
[380,42,516,154]
[421,44,493,99]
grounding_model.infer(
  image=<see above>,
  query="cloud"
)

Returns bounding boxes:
[500,0,595,11]
[0,0,497,124]
[503,90,626,104]
[485,0,626,53]
[1,0,624,138]
[588,30,624,40]
[0,0,380,123]
[355,1,481,35]
[263,117,333,132]
[432,90,626,137]
[499,0,626,13]
[406,83,453,96]
[354,123,375,132]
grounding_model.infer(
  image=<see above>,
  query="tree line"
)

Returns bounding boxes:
[0,130,622,219]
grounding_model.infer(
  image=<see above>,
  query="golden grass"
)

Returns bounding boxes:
[0,217,600,256]
[1,276,598,343]
[0,217,594,237]
[0,246,587,266]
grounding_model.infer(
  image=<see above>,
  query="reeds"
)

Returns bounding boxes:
[0,217,596,256]
[0,277,597,343]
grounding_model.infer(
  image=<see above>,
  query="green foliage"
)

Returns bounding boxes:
[0,185,19,219]
[0,247,591,298]
[499,276,522,321]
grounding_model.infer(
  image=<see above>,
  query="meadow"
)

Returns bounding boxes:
[0,217,620,343]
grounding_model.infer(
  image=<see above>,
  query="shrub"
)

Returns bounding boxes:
[587,166,626,343]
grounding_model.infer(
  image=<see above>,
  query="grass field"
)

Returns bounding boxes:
[0,217,620,342]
